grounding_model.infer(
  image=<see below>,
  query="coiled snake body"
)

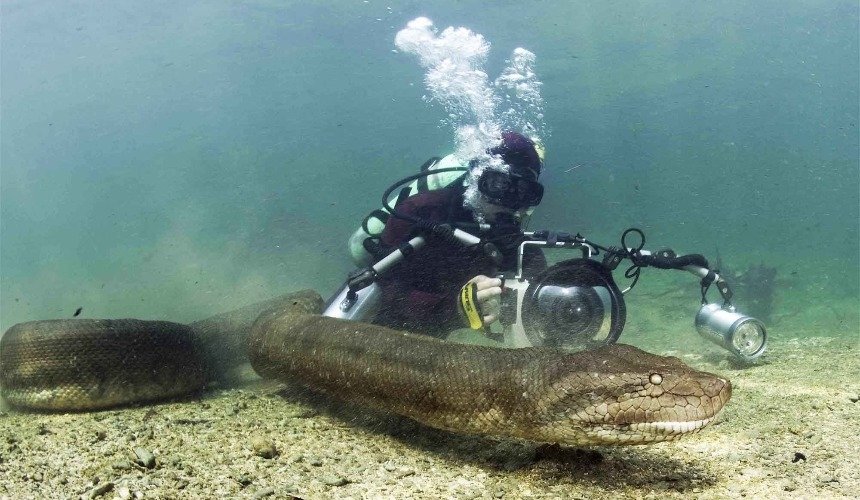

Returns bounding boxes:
[0,290,730,445]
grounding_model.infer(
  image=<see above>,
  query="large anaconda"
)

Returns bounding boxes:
[0,290,731,445]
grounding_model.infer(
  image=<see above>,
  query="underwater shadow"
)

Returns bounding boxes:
[269,383,719,493]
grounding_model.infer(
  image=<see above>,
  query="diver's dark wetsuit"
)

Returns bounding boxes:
[374,184,545,337]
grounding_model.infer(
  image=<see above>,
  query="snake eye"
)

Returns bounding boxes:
[649,373,663,385]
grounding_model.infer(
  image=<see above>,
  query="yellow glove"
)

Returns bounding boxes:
[459,281,484,330]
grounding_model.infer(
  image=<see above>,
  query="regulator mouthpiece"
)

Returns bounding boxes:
[695,303,767,363]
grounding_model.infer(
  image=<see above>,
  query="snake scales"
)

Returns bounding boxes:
[0,290,730,445]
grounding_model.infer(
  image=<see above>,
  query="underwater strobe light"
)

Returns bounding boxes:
[695,303,767,362]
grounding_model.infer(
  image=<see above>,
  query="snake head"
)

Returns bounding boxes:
[539,343,732,445]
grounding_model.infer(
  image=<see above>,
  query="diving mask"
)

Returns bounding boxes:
[477,169,544,210]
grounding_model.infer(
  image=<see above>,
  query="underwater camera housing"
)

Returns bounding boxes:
[493,230,768,362]
[498,233,626,350]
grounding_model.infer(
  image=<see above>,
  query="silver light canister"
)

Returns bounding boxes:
[695,303,767,362]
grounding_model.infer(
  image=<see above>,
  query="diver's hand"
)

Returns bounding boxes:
[471,275,502,323]
[458,275,503,327]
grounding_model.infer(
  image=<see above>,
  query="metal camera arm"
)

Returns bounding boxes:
[324,224,492,320]
[625,248,734,305]
[514,231,598,279]
[514,229,734,306]
[355,225,484,291]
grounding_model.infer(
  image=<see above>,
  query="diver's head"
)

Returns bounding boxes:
[465,131,544,223]
[489,131,543,182]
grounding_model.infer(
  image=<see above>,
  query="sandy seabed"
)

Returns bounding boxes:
[0,335,857,500]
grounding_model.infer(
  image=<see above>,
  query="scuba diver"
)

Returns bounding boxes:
[336,131,768,362]
[351,131,547,337]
